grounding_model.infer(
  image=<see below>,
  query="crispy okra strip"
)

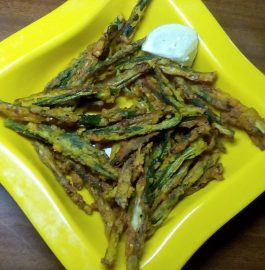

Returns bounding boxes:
[101,210,126,268]
[0,100,109,127]
[111,132,157,167]
[84,112,181,142]
[131,76,168,112]
[52,152,84,190]
[145,131,172,179]
[189,99,234,138]
[110,143,121,161]
[78,170,115,236]
[121,0,151,44]
[189,84,265,143]
[32,141,92,214]
[117,53,155,71]
[79,105,148,127]
[104,62,151,89]
[142,73,203,117]
[147,138,207,205]
[46,16,126,89]
[99,16,126,58]
[80,39,144,84]
[157,58,216,83]
[0,100,47,123]
[175,77,235,139]
[172,118,211,154]
[185,162,224,196]
[153,138,208,188]
[115,142,152,209]
[142,74,179,111]
[150,152,220,229]
[24,62,150,107]
[126,177,148,270]
[154,67,183,108]
[5,119,118,180]
[151,160,193,211]
[102,106,147,124]
[16,87,112,107]
[115,157,134,209]
[191,86,265,149]
[151,73,203,116]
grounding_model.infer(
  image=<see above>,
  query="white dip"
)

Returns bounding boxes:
[142,24,198,67]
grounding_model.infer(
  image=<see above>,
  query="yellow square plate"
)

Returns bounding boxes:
[0,0,264,269]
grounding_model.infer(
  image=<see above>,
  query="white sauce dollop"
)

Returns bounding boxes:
[142,24,198,67]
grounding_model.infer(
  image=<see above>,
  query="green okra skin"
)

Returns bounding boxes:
[99,15,126,58]
[85,110,163,140]
[32,141,92,215]
[117,53,156,70]
[5,119,118,180]
[188,97,220,123]
[132,77,170,112]
[0,99,151,128]
[189,99,234,139]
[176,78,235,139]
[121,0,151,44]
[79,114,109,126]
[192,85,265,144]
[80,39,145,84]
[189,84,231,111]
[16,87,112,107]
[102,106,147,124]
[46,16,126,89]
[4,118,44,141]
[154,67,184,109]
[189,99,234,138]
[151,160,192,211]
[145,131,171,179]
[46,50,91,90]
[150,152,220,228]
[0,100,108,127]
[255,120,265,135]
[106,62,151,89]
[84,112,182,142]
[189,84,265,136]
[150,138,208,195]
[157,58,216,83]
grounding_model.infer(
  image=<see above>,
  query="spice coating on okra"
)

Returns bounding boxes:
[1,1,265,270]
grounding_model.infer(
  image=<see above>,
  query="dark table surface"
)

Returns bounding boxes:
[0,1,264,269]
